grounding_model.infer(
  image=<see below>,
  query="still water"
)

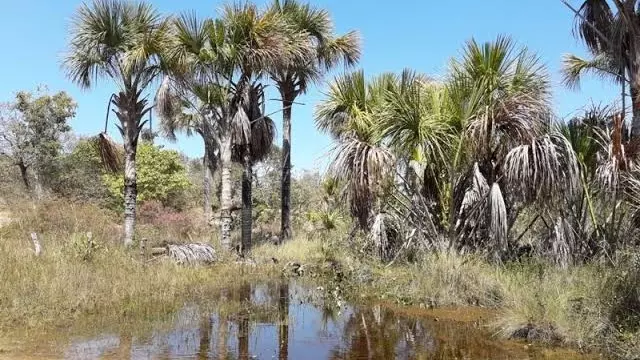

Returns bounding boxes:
[1,282,595,359]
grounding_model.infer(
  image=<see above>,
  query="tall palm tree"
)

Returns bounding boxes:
[64,0,170,246]
[231,83,276,254]
[315,70,395,230]
[269,0,361,242]
[160,5,307,250]
[561,0,640,137]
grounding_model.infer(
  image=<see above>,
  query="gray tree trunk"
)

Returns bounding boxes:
[241,154,253,255]
[123,148,137,247]
[219,132,233,251]
[203,151,212,225]
[280,91,293,243]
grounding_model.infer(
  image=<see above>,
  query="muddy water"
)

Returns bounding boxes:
[0,281,596,359]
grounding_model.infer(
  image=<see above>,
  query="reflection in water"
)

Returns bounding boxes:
[27,281,590,360]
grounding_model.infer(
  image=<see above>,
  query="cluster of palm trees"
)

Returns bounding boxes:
[316,33,640,266]
[63,0,359,251]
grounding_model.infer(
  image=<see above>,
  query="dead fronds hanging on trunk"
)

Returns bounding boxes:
[368,212,402,262]
[94,132,123,173]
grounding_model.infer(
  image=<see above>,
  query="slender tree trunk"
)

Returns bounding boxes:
[123,146,137,247]
[219,132,233,251]
[241,154,253,255]
[278,282,289,360]
[280,90,294,243]
[17,160,30,191]
[203,152,212,225]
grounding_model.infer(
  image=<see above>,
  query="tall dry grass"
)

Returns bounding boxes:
[0,200,272,332]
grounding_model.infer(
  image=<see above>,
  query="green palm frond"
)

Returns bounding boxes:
[448,36,551,159]
[562,53,622,90]
[380,77,454,166]
[64,0,168,91]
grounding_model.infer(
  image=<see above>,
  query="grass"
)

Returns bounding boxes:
[0,200,277,332]
[2,200,640,358]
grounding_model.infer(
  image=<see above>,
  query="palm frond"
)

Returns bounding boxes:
[489,182,507,257]
[504,131,580,202]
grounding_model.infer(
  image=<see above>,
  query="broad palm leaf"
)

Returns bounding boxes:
[64,0,170,246]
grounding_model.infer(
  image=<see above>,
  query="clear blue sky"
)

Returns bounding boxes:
[0,0,617,172]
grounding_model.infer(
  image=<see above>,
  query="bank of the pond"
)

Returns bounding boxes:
[254,239,640,359]
[0,280,599,360]
[0,202,637,359]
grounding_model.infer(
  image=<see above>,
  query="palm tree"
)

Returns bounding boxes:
[64,0,170,246]
[315,70,395,230]
[160,5,307,250]
[446,36,572,259]
[231,83,276,254]
[269,0,361,242]
[561,0,640,137]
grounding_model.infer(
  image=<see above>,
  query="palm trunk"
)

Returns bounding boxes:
[280,90,294,243]
[241,154,253,255]
[219,132,233,251]
[203,152,212,225]
[123,147,137,247]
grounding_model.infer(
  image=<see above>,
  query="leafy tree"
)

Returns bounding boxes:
[269,0,361,242]
[0,89,76,200]
[103,142,190,210]
[50,138,110,203]
[64,0,170,246]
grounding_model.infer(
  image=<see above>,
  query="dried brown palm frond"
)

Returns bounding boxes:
[167,243,216,265]
[504,132,580,202]
[94,132,123,173]
[250,115,276,162]
[594,114,635,192]
[549,216,575,269]
[489,183,507,257]
[329,134,394,229]
[368,212,402,262]
[455,162,489,229]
